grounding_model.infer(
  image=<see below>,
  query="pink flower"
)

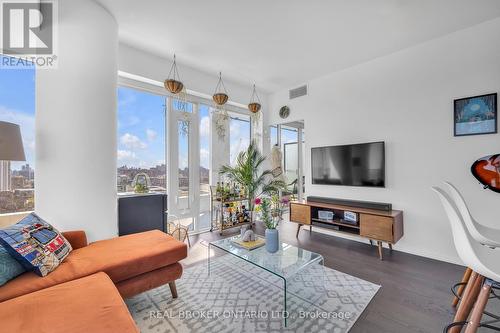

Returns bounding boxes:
[280,196,290,204]
[254,198,262,205]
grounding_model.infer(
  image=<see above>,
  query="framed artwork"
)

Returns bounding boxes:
[454,93,497,136]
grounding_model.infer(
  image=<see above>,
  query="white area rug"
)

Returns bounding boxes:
[126,249,379,333]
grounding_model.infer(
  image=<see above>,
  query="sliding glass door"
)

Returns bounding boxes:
[167,99,212,234]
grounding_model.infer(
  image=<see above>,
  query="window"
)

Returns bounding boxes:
[0,55,35,214]
[117,86,166,194]
[199,104,211,196]
[269,125,278,151]
[229,114,251,166]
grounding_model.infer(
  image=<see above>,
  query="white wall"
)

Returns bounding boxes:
[36,0,118,241]
[268,18,500,264]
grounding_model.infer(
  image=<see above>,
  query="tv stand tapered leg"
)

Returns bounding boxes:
[377,241,384,260]
[296,224,301,238]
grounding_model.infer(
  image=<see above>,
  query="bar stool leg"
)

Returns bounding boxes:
[453,267,473,307]
[464,279,493,333]
[450,272,483,333]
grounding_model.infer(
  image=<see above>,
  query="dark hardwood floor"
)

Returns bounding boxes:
[186,219,468,333]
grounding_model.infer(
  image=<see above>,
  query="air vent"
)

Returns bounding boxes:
[289,85,307,99]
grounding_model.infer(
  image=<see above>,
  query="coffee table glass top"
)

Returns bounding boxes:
[209,235,324,279]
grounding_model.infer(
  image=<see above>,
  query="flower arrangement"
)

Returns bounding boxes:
[255,195,289,229]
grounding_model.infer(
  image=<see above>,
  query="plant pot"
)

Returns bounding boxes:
[265,228,279,253]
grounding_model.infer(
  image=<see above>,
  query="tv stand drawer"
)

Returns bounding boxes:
[290,203,311,225]
[360,214,393,242]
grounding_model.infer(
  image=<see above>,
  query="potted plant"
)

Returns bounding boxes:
[219,141,286,223]
[259,197,280,252]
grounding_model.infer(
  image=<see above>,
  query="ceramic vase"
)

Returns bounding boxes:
[265,228,279,253]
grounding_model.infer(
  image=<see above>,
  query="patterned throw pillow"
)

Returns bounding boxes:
[0,213,72,277]
[0,245,26,286]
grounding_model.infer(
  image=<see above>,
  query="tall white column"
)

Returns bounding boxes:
[36,0,118,241]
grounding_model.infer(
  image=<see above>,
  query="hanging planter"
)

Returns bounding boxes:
[211,72,230,140]
[212,72,229,105]
[248,84,262,113]
[164,54,184,94]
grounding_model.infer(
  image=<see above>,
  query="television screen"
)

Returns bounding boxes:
[311,142,385,187]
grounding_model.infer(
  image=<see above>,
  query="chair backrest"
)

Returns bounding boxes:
[432,186,500,281]
[444,181,500,247]
[443,182,482,240]
[432,187,477,268]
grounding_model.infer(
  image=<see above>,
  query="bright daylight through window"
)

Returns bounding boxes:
[229,114,251,166]
[0,55,35,214]
[117,86,166,194]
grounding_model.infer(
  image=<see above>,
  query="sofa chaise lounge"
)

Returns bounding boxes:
[0,229,188,332]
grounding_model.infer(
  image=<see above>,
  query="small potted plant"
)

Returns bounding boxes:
[259,197,280,253]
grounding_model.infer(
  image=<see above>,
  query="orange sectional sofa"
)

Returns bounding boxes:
[0,229,188,332]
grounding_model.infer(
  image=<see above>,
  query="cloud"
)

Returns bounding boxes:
[120,133,147,149]
[117,150,136,160]
[200,148,209,168]
[200,116,210,139]
[146,129,157,142]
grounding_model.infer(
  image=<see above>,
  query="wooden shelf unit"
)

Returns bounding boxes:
[290,200,404,260]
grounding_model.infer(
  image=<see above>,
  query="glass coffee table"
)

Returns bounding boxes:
[208,235,324,326]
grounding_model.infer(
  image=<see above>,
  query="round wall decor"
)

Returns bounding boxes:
[279,105,290,119]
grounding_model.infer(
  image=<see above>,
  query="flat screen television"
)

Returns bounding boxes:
[311,141,385,187]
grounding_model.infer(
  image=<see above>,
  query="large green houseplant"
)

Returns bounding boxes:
[219,141,286,221]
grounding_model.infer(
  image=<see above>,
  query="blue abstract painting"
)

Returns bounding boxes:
[454,93,497,136]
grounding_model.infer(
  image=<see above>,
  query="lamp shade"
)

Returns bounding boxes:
[0,121,26,161]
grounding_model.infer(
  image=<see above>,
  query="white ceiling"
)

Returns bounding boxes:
[96,0,500,93]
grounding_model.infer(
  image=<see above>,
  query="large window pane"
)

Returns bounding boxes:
[0,55,35,214]
[117,86,166,194]
[199,104,210,195]
[198,104,211,230]
[229,114,251,166]
[281,126,298,185]
[178,120,190,209]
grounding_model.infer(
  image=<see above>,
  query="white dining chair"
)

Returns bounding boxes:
[444,181,500,248]
[432,186,500,333]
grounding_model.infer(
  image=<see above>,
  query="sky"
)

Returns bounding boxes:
[118,86,251,170]
[0,55,36,171]
[117,87,166,168]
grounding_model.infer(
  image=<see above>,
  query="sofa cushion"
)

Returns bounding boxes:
[0,213,72,277]
[0,272,139,333]
[0,230,187,301]
[0,245,25,286]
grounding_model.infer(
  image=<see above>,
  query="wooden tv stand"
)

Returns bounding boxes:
[290,200,404,260]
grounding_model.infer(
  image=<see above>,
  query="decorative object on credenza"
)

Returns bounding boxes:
[471,154,500,193]
[454,93,497,136]
[0,121,26,161]
[164,54,184,94]
[318,210,334,221]
[279,105,290,119]
[344,211,358,224]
